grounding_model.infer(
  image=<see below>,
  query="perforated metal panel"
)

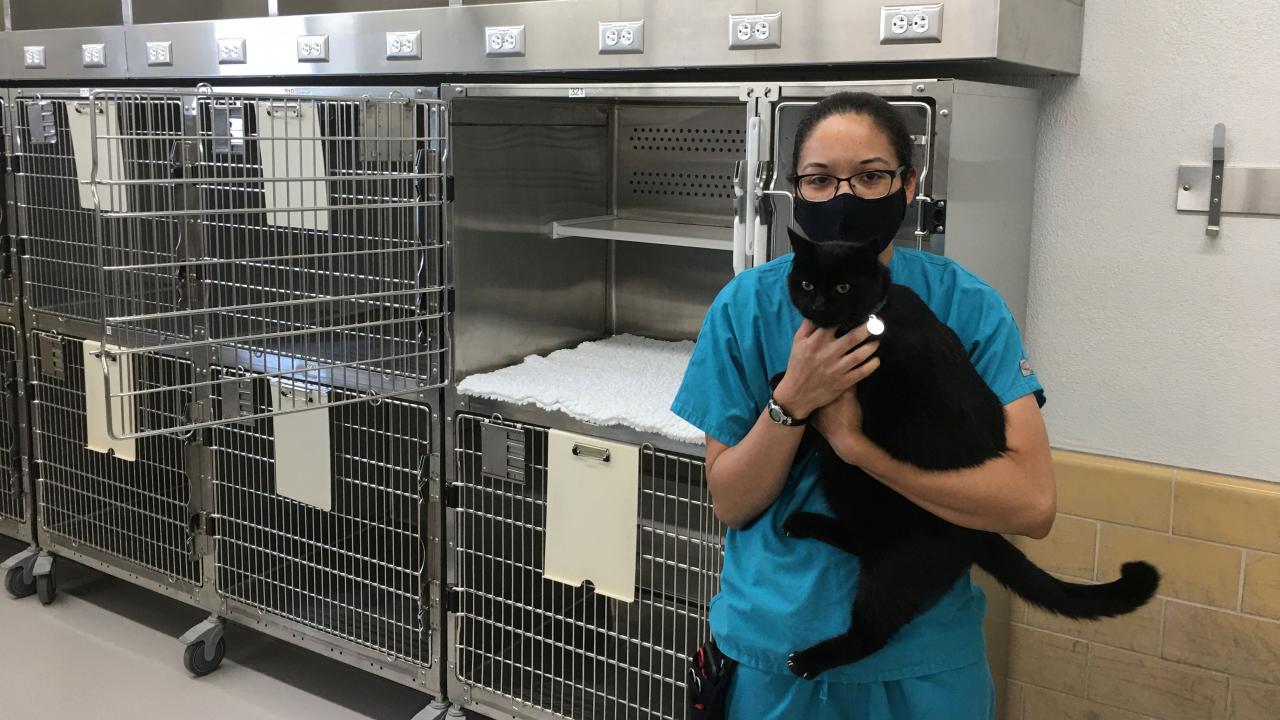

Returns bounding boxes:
[0,325,23,527]
[616,106,744,226]
[452,414,723,720]
[210,368,435,667]
[30,332,199,584]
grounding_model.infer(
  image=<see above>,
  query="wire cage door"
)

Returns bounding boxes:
[88,89,450,439]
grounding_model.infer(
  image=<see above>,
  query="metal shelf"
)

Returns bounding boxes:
[550,216,733,252]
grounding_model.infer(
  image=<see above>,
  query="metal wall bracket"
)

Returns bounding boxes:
[1177,125,1279,236]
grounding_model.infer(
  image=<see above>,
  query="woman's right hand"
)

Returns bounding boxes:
[773,320,880,419]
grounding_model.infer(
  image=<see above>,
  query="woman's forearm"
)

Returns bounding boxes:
[707,412,807,530]
[845,435,1056,538]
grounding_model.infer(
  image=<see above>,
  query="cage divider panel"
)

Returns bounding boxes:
[66,99,127,213]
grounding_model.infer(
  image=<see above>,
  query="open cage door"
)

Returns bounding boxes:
[87,88,451,440]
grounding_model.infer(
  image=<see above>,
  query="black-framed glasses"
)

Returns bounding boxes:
[790,166,911,202]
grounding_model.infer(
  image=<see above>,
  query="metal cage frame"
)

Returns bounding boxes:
[446,412,724,720]
[82,87,451,439]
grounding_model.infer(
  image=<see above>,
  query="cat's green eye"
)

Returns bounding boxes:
[835,284,851,294]
[801,281,814,292]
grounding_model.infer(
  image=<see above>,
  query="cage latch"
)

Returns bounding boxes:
[481,421,526,484]
[212,104,246,156]
[36,334,65,381]
[218,377,256,425]
[26,101,57,146]
[444,585,463,614]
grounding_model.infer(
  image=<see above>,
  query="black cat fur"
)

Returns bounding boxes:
[774,227,1159,680]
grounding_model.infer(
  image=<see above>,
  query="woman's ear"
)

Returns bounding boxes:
[905,167,919,203]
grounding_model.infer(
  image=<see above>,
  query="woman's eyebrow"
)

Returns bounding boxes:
[859,156,891,166]
[799,161,829,172]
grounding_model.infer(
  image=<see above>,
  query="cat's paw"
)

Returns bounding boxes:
[786,651,822,680]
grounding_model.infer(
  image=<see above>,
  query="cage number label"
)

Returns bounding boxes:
[568,87,586,98]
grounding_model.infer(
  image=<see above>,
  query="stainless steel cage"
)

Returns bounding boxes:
[450,414,723,720]
[0,324,26,540]
[209,365,439,676]
[84,89,449,438]
[29,331,202,593]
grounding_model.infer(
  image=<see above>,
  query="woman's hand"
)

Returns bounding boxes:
[812,389,868,464]
[773,320,880,420]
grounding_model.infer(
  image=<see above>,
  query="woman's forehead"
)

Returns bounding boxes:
[799,114,895,167]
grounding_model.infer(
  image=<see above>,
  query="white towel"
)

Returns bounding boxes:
[457,334,704,446]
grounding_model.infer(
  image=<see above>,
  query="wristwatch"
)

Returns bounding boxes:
[766,396,808,427]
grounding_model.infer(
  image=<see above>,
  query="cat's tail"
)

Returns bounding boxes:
[975,534,1159,619]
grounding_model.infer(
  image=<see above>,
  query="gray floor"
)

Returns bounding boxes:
[0,536,445,720]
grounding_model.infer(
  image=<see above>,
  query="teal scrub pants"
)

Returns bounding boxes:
[726,661,996,719]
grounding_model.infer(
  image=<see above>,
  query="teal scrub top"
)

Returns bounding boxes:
[671,248,1045,684]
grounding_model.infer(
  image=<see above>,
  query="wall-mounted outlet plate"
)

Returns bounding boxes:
[729,12,781,50]
[23,45,46,69]
[146,41,173,66]
[217,38,247,64]
[81,43,107,69]
[485,26,526,57]
[599,20,644,55]
[386,31,421,59]
[880,4,944,44]
[297,35,330,62]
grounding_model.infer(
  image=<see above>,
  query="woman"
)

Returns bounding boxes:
[671,92,1055,718]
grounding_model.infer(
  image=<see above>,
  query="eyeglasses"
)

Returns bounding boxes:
[791,166,911,202]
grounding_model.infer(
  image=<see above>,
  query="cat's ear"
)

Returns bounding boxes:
[788,225,816,255]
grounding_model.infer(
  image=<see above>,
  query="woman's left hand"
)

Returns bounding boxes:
[812,390,868,465]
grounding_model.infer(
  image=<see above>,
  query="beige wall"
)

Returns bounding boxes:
[981,451,1280,720]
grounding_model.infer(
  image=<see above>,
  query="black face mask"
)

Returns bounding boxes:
[792,188,908,254]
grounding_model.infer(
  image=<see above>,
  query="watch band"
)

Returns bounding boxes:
[767,396,808,426]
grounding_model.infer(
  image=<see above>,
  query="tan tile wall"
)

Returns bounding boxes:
[987,451,1280,720]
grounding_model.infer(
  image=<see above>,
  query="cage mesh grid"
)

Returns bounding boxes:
[0,324,22,525]
[30,332,199,583]
[87,90,449,437]
[210,366,433,666]
[11,93,184,323]
[452,414,723,720]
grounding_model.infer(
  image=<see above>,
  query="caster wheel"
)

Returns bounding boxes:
[4,565,35,599]
[184,638,226,677]
[36,569,55,606]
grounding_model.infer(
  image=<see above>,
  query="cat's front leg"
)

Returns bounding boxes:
[783,512,867,556]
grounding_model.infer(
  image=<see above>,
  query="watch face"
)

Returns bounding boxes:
[768,401,784,423]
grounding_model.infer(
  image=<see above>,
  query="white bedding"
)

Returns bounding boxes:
[456,334,704,445]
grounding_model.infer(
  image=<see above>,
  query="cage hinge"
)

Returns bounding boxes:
[0,236,12,280]
[445,585,463,614]
[200,512,220,538]
[36,334,65,381]
[444,482,460,508]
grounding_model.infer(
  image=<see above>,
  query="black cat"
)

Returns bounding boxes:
[774,227,1159,680]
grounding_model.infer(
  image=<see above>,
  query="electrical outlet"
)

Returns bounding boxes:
[146,41,173,67]
[386,31,421,60]
[880,4,944,44]
[217,38,247,64]
[297,35,330,62]
[23,46,46,69]
[81,43,107,68]
[599,20,644,55]
[728,12,781,50]
[484,26,526,57]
